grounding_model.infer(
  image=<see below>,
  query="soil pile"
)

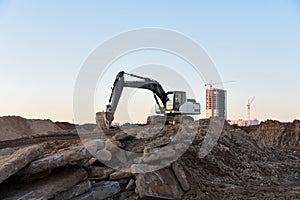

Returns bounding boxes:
[0,116,62,141]
[249,120,300,148]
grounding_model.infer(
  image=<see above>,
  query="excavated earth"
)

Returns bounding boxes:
[0,116,299,199]
[247,120,300,148]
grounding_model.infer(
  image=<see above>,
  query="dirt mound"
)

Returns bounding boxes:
[55,121,76,130]
[180,121,300,199]
[250,120,300,148]
[0,116,62,141]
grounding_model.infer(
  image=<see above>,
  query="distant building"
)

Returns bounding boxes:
[206,88,227,119]
[230,119,259,126]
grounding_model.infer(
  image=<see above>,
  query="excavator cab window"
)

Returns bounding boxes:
[174,92,186,111]
[166,91,186,111]
[166,93,174,110]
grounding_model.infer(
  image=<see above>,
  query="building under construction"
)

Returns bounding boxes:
[206,88,227,119]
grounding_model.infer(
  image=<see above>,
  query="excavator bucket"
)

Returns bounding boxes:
[96,112,114,130]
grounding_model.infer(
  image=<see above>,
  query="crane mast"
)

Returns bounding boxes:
[247,96,255,126]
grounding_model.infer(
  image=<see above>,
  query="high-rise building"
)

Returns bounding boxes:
[206,88,227,119]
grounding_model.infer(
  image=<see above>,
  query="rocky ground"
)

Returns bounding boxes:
[0,116,299,199]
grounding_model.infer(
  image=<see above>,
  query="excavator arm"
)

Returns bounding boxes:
[96,71,168,129]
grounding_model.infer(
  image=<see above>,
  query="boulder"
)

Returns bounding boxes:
[143,146,176,164]
[112,132,134,141]
[117,191,135,200]
[2,168,88,199]
[84,139,106,154]
[54,180,92,200]
[94,149,112,161]
[125,179,135,190]
[171,162,190,191]
[0,144,44,183]
[25,145,91,174]
[0,148,15,157]
[110,171,133,180]
[130,164,157,174]
[88,166,115,179]
[72,181,121,200]
[135,167,183,199]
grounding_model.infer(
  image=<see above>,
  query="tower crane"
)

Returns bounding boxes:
[247,96,255,126]
[204,80,235,89]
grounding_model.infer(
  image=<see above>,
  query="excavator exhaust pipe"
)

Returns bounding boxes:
[96,112,114,129]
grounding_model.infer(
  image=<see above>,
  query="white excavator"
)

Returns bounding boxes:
[96,71,201,129]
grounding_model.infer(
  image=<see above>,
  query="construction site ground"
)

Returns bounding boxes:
[0,116,300,199]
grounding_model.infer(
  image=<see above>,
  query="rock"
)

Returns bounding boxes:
[143,146,176,163]
[72,181,121,200]
[20,170,51,182]
[105,139,123,151]
[25,145,91,174]
[112,132,134,141]
[115,149,128,164]
[147,137,171,149]
[125,179,135,190]
[88,166,115,179]
[54,180,92,200]
[2,168,88,199]
[0,144,44,183]
[135,126,162,139]
[85,139,106,154]
[135,167,183,199]
[171,162,190,191]
[110,171,133,180]
[94,149,112,161]
[130,164,157,174]
[117,190,135,200]
[122,127,137,137]
[86,157,101,166]
[0,148,15,157]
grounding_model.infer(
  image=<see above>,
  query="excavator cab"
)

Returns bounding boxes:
[166,91,187,111]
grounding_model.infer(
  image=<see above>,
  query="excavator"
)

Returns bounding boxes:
[96,71,201,129]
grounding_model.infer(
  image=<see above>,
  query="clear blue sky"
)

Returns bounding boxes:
[0,0,300,123]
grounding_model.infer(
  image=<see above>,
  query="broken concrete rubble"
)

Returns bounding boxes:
[135,167,184,199]
[2,168,87,200]
[72,181,121,200]
[25,145,91,174]
[94,148,112,162]
[84,139,105,154]
[109,171,133,180]
[0,144,44,183]
[54,180,92,200]
[87,166,115,179]
[125,179,135,190]
[171,162,190,192]
[0,147,15,157]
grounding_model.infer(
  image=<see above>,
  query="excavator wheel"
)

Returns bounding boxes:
[96,112,114,130]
